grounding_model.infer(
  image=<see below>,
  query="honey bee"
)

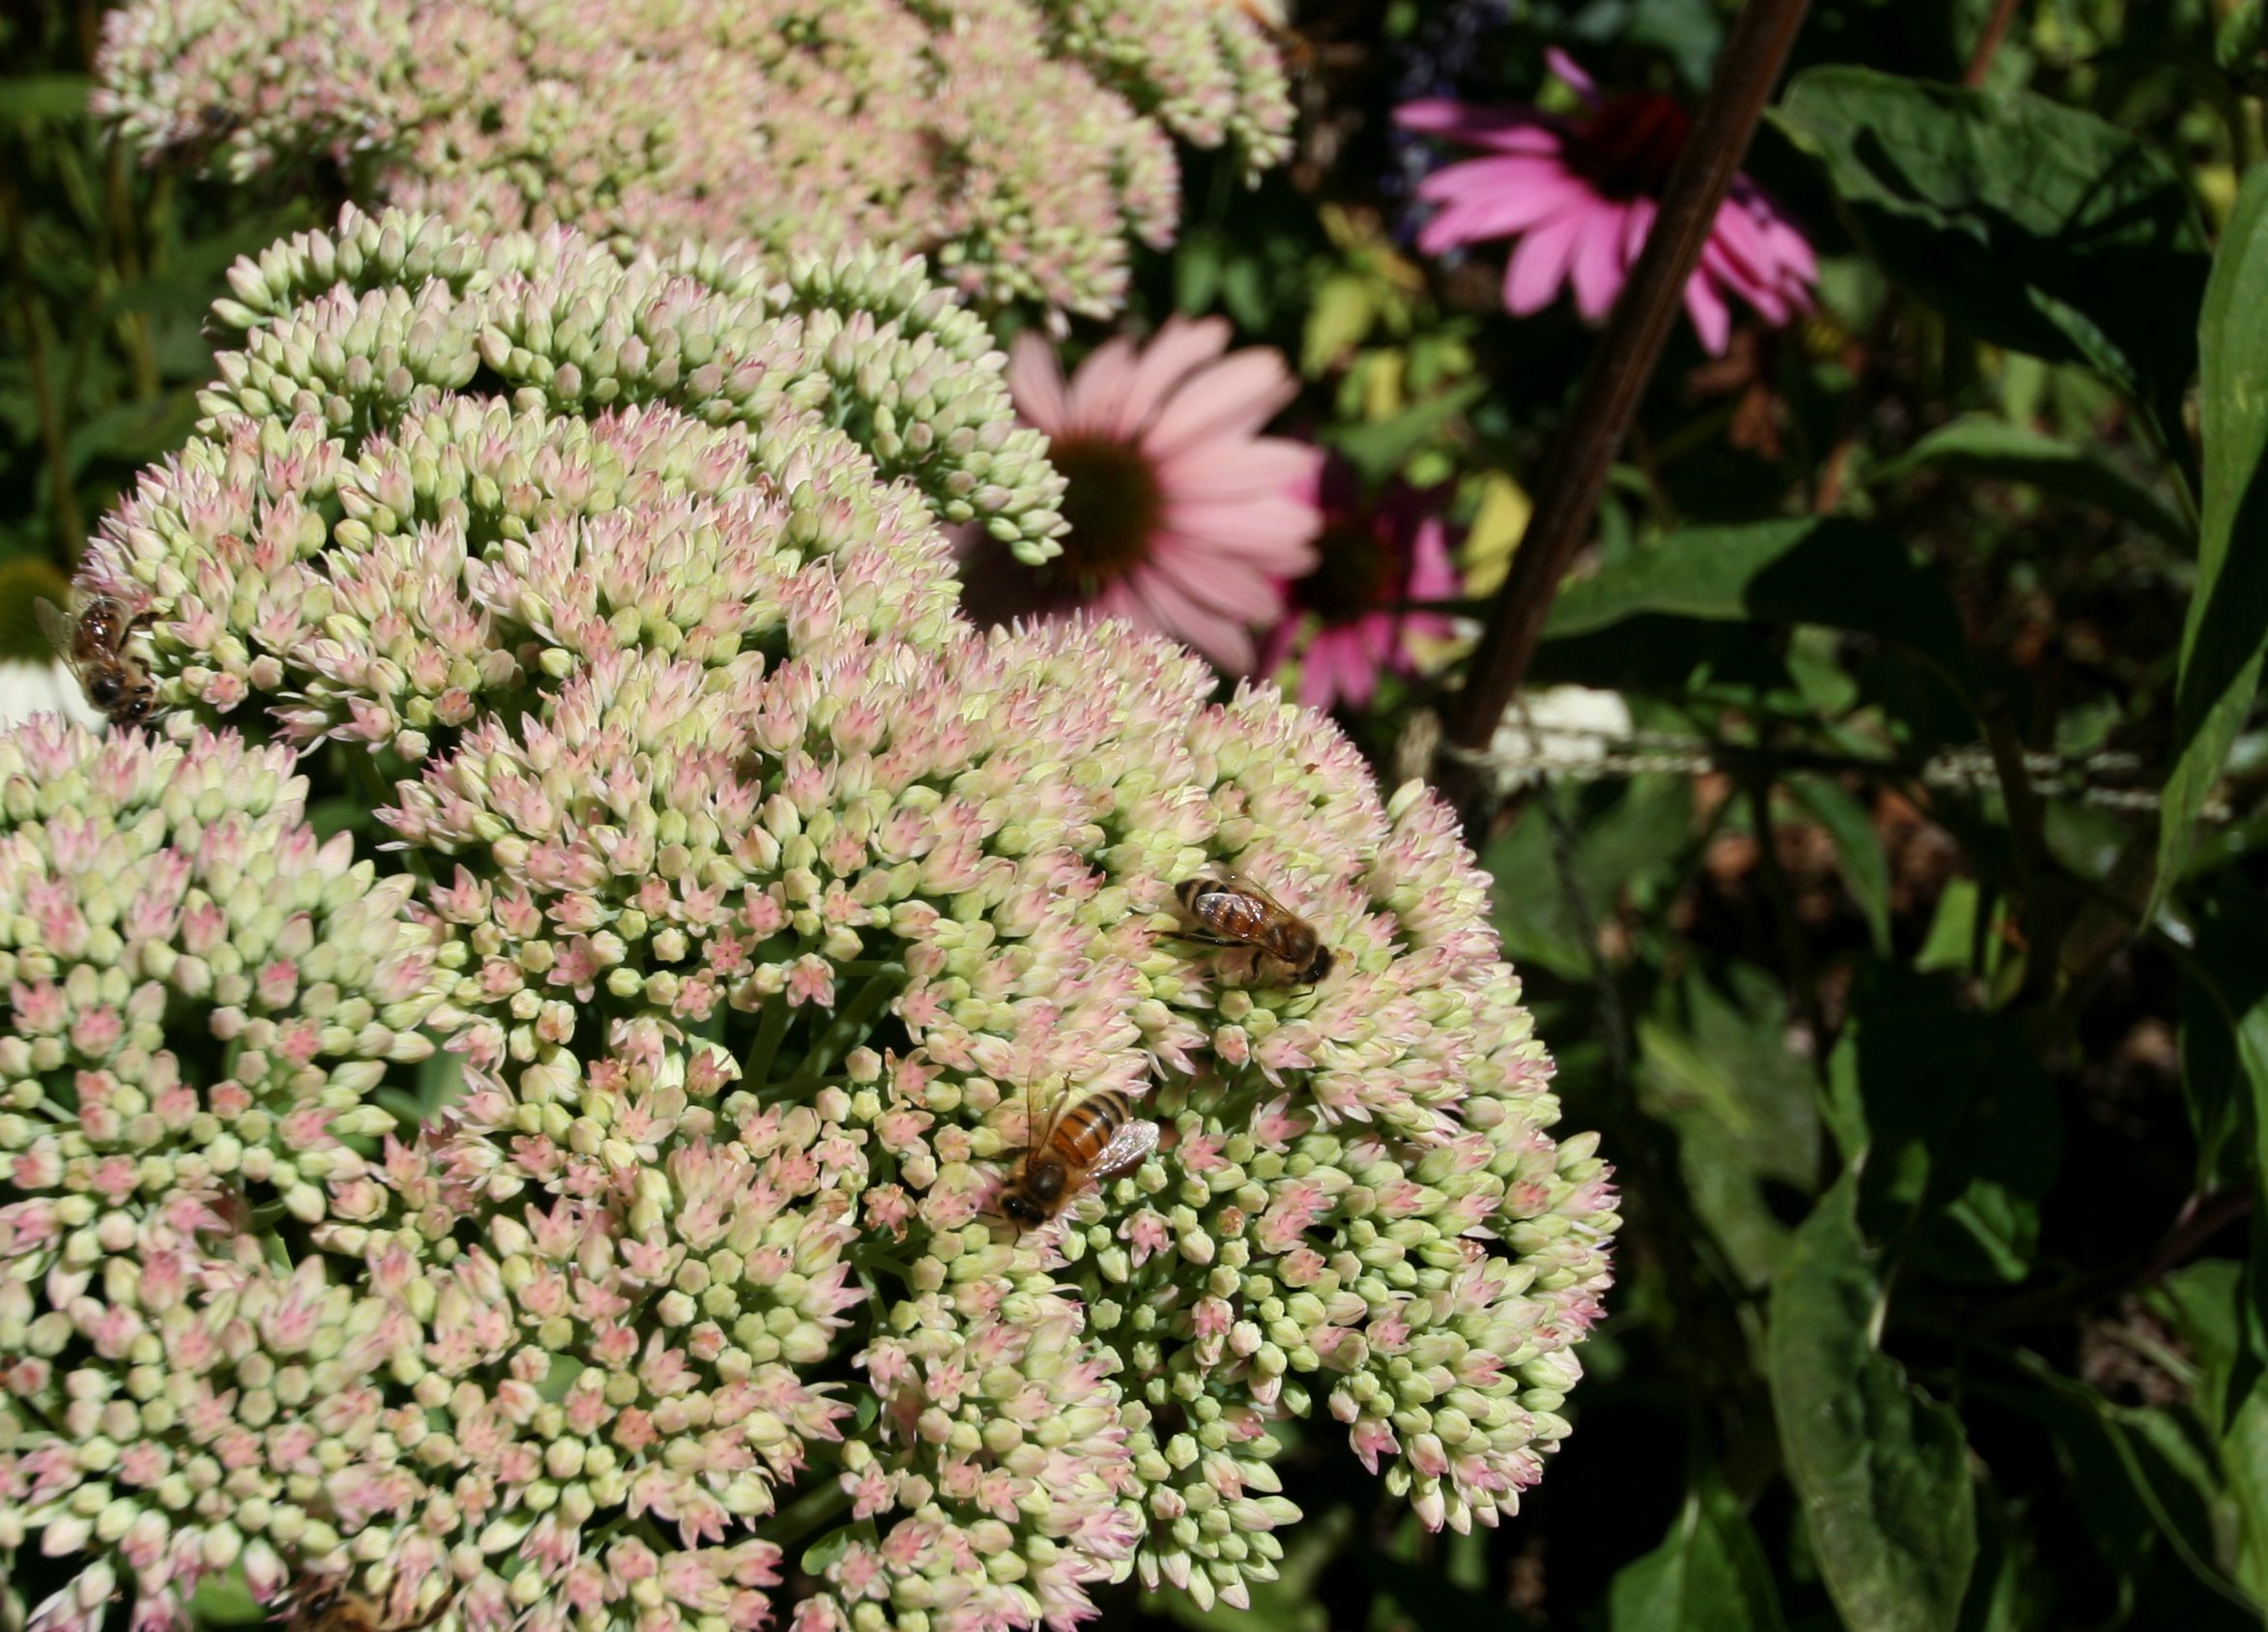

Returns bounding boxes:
[998,1081,1159,1230]
[1173,870,1333,985]
[36,594,158,728]
[276,1577,452,1632]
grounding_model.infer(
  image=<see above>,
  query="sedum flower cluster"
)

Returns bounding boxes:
[0,208,1616,1632]
[94,0,1294,321]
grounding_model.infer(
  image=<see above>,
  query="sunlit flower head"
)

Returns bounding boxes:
[97,0,1294,320]
[1,207,1615,1632]
[1396,49,1817,354]
[957,317,1323,672]
[1263,456,1463,713]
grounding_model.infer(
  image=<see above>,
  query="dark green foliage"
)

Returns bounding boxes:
[0,6,305,582]
[7,0,2267,1629]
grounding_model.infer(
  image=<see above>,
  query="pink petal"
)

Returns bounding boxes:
[1395,99,1563,155]
[1409,518,1461,600]
[1061,335,1147,434]
[1622,194,1657,264]
[1332,626,1384,709]
[1416,158,1592,252]
[1683,272,1730,355]
[1701,235,1788,325]
[1259,612,1307,679]
[1109,316,1233,438]
[1129,566,1260,672]
[1395,99,1526,140]
[1502,206,1591,315]
[1295,631,1339,711]
[1146,537,1291,622]
[1005,331,1070,434]
[1155,437,1320,500]
[1705,197,1775,289]
[1568,205,1632,320]
[1142,348,1300,456]
[1543,48,1601,105]
[1159,499,1321,573]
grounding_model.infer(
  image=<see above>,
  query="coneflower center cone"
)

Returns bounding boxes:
[1047,433,1167,595]
[1293,519,1401,625]
[1571,93,1692,198]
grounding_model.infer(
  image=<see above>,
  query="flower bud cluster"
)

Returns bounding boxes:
[5,212,1614,1632]
[95,0,1293,319]
[0,722,456,1631]
[1032,0,1294,174]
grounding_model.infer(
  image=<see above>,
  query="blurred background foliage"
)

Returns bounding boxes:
[9,0,2268,1627]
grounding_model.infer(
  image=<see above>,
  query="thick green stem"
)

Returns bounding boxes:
[741,995,797,1093]
[780,964,906,1092]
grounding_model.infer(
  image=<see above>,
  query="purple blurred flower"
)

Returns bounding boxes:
[1395,49,1817,354]
[1262,458,1461,713]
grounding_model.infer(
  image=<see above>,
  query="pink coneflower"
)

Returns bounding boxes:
[1396,49,1817,354]
[1261,457,1461,713]
[956,316,1323,672]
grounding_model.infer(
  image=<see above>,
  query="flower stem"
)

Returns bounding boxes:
[1432,0,1815,830]
[1962,0,2026,88]
[756,1476,855,1552]
[780,965,905,1093]
[741,995,797,1092]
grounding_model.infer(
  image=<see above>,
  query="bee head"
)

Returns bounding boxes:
[1000,1191,1046,1228]
[1299,946,1334,984]
[89,675,121,708]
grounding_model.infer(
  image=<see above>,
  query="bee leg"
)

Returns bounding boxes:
[399,1590,455,1632]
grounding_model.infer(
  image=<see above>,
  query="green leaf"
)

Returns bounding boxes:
[1640,967,1821,1288]
[2172,871,2268,1192]
[1302,272,1379,377]
[2222,0,2268,81]
[1545,517,1972,691]
[2155,1260,2249,1428]
[2227,1382,2268,1606]
[1968,1371,2149,1617]
[2161,160,2268,903]
[0,74,91,124]
[107,205,317,319]
[187,1562,266,1625]
[1618,0,1726,90]
[1769,1174,1977,1632]
[1787,773,1892,954]
[1999,1353,2262,1615]
[1959,1483,2042,1632]
[1550,520,1817,634]
[1175,227,1226,317]
[1876,414,2192,546]
[1321,379,1487,484]
[1839,964,2060,1280]
[62,391,204,480]
[1608,1478,1788,1632]
[1774,68,2210,447]
[536,1352,586,1403]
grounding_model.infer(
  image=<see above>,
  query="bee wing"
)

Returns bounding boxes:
[1219,868,1294,915]
[33,598,75,666]
[1093,1119,1160,1180]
